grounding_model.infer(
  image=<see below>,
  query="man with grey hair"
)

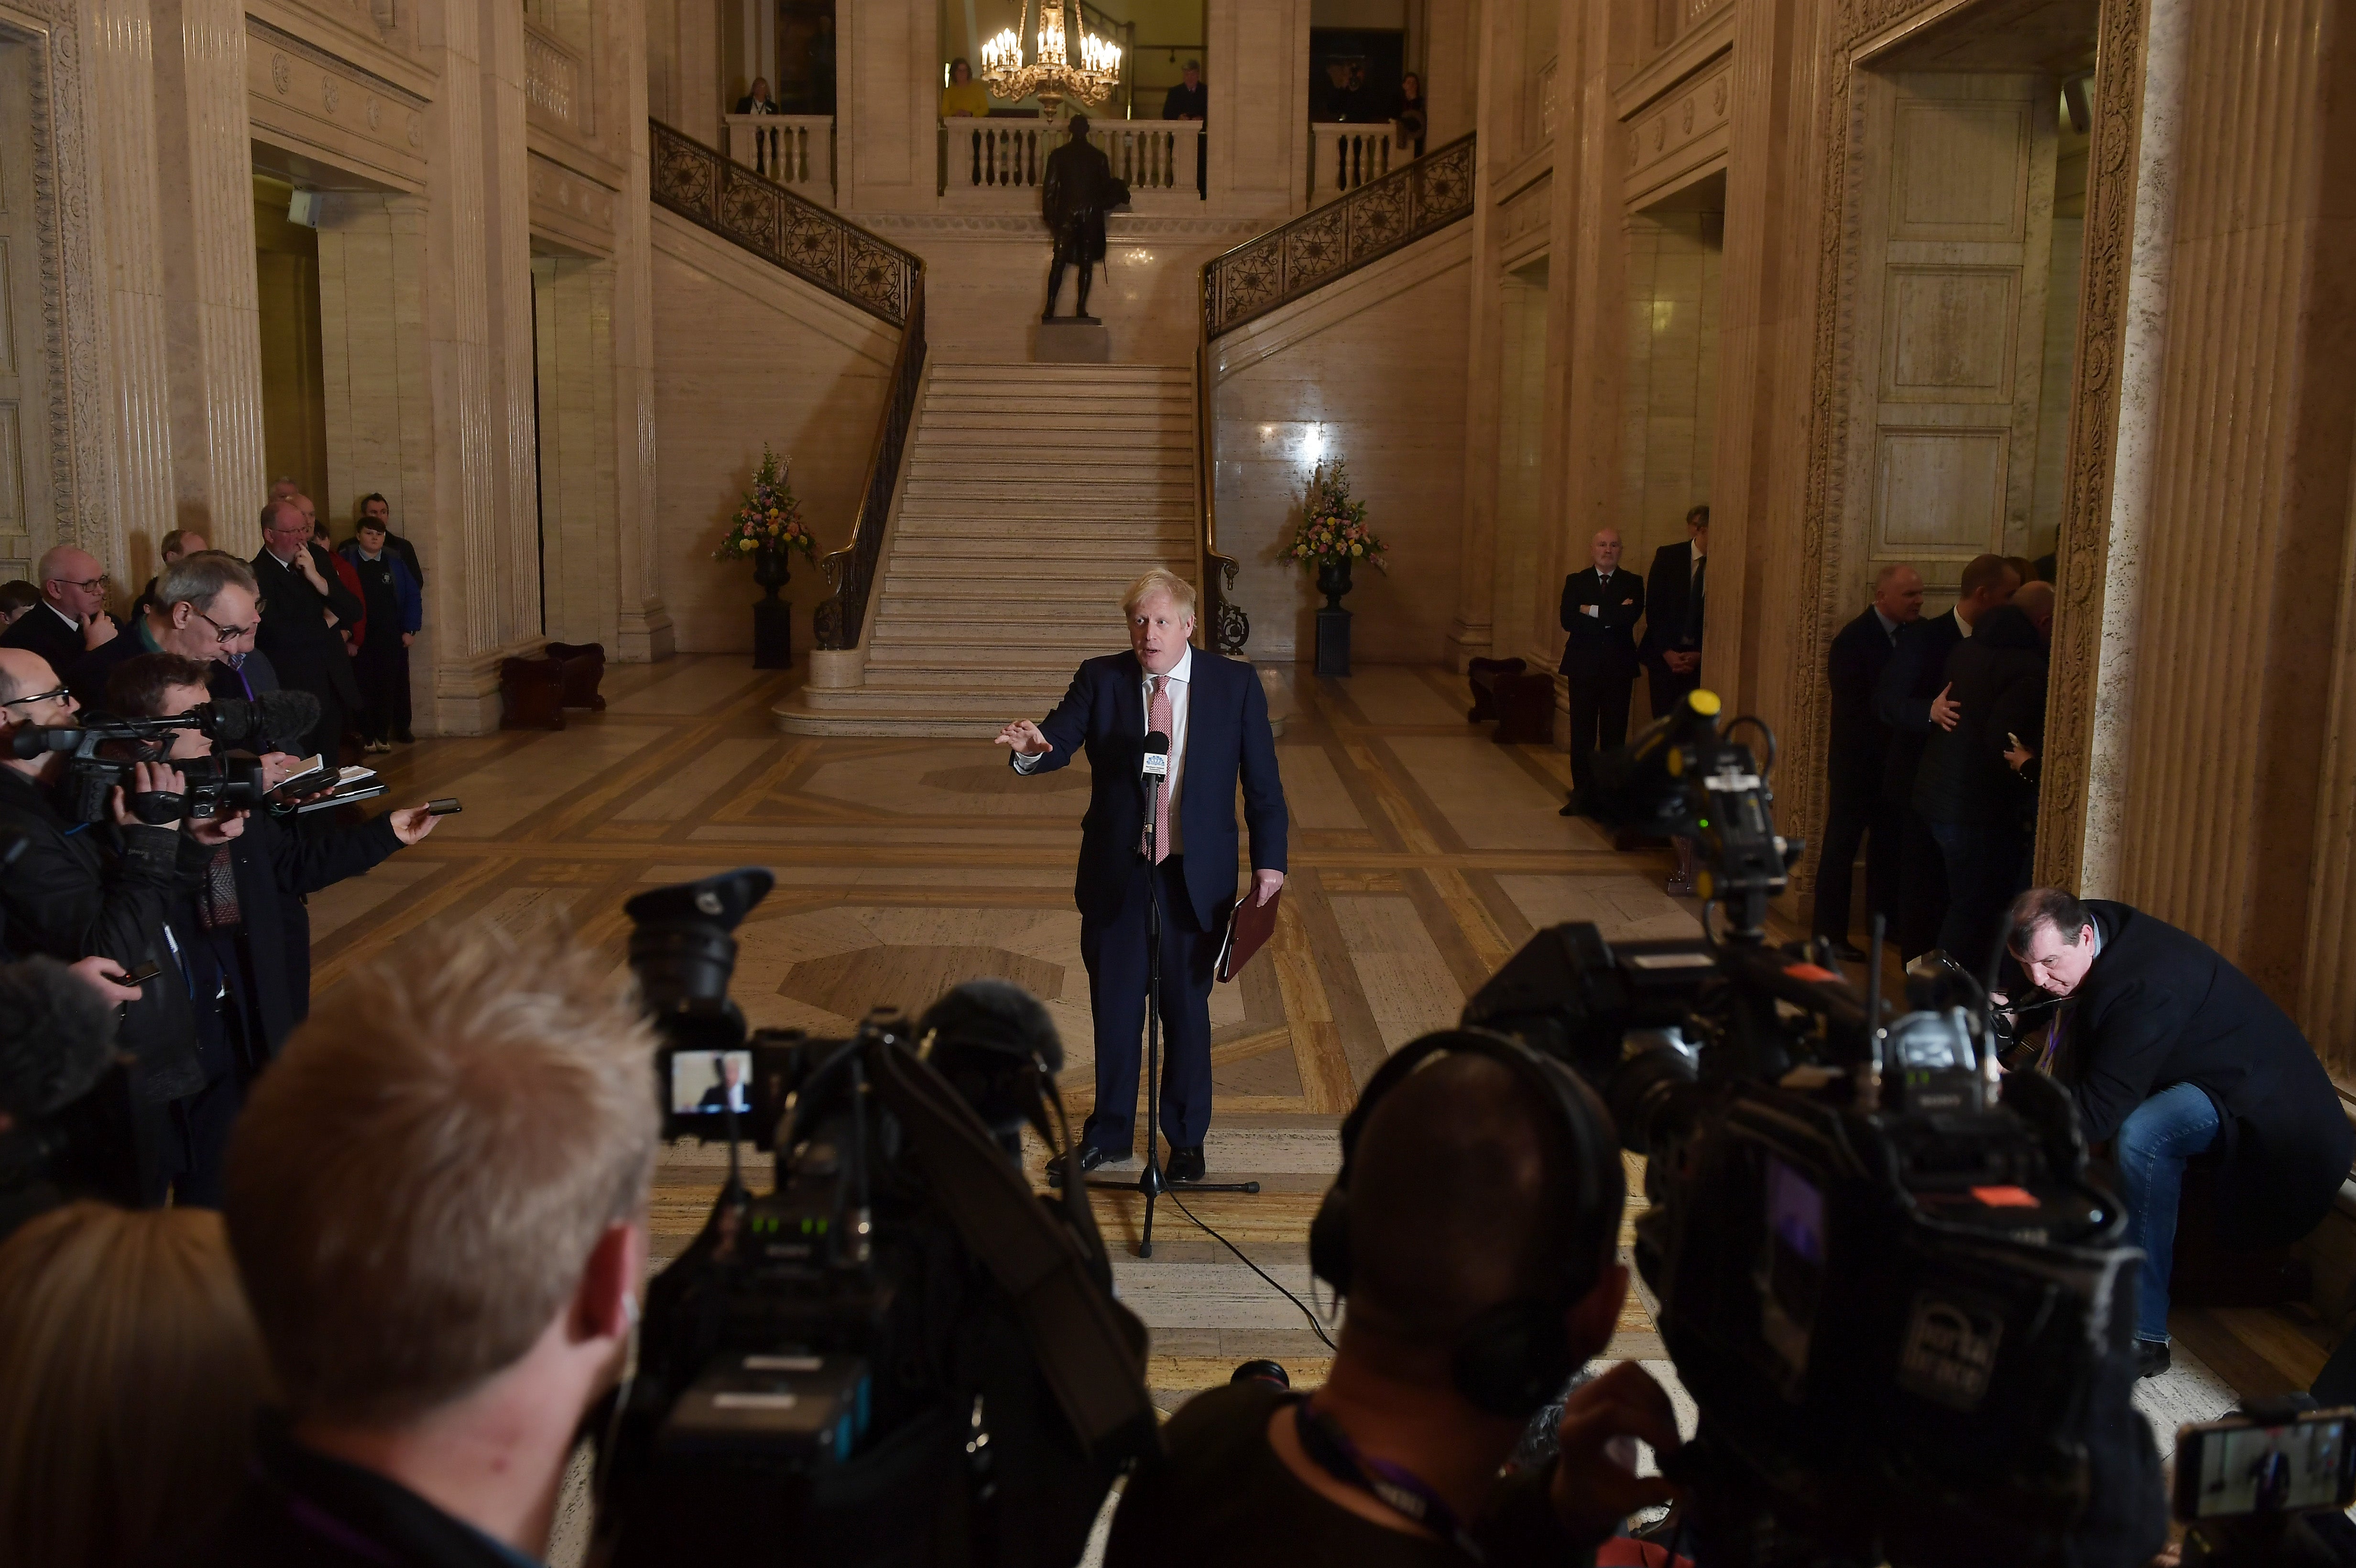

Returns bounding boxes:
[1812,561,1923,958]
[253,497,363,762]
[65,550,266,711]
[0,544,118,676]
[200,922,658,1563]
[997,566,1286,1181]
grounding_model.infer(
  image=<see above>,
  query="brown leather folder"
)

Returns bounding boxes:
[1217,887,1281,982]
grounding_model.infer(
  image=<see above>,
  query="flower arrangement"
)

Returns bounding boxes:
[1287,461,1385,572]
[713,445,817,562]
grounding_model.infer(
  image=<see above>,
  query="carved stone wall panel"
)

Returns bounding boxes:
[1625,51,1733,207]
[527,150,616,256]
[245,17,427,192]
[1498,170,1550,262]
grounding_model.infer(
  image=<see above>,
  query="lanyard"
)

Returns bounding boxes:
[1292,1398,1484,1561]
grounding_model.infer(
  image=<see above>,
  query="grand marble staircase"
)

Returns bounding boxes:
[775,361,1199,736]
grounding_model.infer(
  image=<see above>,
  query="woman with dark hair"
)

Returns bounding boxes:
[1394,71,1427,156]
[0,580,37,627]
[941,56,990,118]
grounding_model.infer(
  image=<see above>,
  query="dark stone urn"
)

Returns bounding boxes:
[753,547,793,669]
[1314,558,1353,676]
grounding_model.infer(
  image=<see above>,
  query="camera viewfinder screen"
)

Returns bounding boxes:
[1758,1156,1827,1381]
[2194,1416,2352,1518]
[672,1050,753,1115]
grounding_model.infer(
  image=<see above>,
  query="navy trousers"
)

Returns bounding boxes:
[1080,853,1217,1155]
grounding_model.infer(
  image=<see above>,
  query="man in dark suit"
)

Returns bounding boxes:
[1042,116,1129,321]
[2004,888,2356,1378]
[1557,527,1644,817]
[998,567,1287,1181]
[1873,552,2018,960]
[0,544,116,676]
[1640,506,1708,726]
[252,497,364,764]
[1812,563,1922,958]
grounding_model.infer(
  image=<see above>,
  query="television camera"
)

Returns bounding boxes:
[8,688,318,823]
[593,869,1158,1568]
[1464,690,2165,1568]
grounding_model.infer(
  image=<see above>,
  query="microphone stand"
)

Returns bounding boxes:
[1081,733,1260,1260]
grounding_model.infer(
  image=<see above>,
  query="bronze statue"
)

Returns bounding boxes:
[1041,116,1130,322]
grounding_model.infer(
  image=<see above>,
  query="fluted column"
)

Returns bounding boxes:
[74,0,175,563]
[2105,0,2356,1015]
[613,32,672,660]
[151,0,264,538]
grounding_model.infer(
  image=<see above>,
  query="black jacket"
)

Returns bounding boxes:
[0,600,87,679]
[214,808,401,1060]
[1826,606,1901,806]
[1558,567,1644,679]
[0,766,207,1100]
[1912,605,2046,827]
[1874,608,1967,803]
[196,1415,526,1568]
[2055,901,2354,1247]
[1640,542,1704,666]
[1041,138,1127,259]
[251,545,364,710]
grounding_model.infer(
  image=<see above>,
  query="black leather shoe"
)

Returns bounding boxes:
[1046,1144,1119,1186]
[2135,1339,2171,1379]
[1167,1145,1207,1183]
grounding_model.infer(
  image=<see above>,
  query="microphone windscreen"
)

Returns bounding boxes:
[917,979,1064,1075]
[1144,730,1170,753]
[0,957,120,1120]
[256,688,322,745]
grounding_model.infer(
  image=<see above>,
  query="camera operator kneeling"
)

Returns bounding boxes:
[195,923,657,1568]
[1109,1035,1677,1568]
[2005,888,2355,1379]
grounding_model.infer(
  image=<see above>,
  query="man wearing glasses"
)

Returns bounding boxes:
[0,644,231,1203]
[252,498,363,763]
[0,544,119,676]
[65,552,269,718]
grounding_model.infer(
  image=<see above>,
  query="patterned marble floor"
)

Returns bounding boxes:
[312,654,2246,1447]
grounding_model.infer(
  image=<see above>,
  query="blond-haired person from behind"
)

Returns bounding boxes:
[0,1202,272,1568]
[195,921,661,1568]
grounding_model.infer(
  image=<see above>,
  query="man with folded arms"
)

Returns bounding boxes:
[997,568,1286,1183]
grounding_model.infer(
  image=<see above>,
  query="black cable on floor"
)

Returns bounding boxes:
[1158,1185,1339,1353]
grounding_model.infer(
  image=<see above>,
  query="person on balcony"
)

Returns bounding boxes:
[1394,71,1427,156]
[1042,116,1129,323]
[941,57,990,119]
[1162,59,1208,196]
[734,76,778,114]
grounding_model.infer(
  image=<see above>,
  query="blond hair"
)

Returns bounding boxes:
[1122,566,1196,620]
[0,1203,271,1568]
[224,921,661,1423]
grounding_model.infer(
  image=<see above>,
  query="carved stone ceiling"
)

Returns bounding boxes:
[1868,0,2102,74]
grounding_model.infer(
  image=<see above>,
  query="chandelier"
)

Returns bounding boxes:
[979,0,1121,113]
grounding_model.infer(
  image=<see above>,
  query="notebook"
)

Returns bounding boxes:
[1216,887,1282,983]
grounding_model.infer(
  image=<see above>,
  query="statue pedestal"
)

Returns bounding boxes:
[1034,318,1109,362]
[1315,607,1352,677]
[753,598,793,670]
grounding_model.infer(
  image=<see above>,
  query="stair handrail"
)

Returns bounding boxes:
[648,117,918,327]
[1192,133,1477,653]
[816,270,927,650]
[1199,131,1474,340]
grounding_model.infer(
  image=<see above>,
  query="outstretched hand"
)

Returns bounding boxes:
[1548,1361,1682,1544]
[995,719,1052,757]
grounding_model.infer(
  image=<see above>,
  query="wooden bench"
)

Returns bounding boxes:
[499,642,608,730]
[1466,656,1557,745]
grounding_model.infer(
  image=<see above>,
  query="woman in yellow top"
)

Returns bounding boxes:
[941,56,992,118]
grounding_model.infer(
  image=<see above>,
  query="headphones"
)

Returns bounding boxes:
[1307,1028,1625,1417]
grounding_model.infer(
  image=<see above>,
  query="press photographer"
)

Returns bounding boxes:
[2001,887,2355,1379]
[1109,1038,1679,1568]
[596,870,1156,1568]
[0,645,233,1200]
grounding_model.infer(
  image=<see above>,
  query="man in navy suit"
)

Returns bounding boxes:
[998,567,1287,1182]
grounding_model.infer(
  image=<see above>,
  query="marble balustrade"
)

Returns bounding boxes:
[938,117,1203,208]
[1308,123,1411,207]
[724,112,835,199]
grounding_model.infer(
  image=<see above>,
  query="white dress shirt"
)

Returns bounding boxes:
[1014,645,1194,854]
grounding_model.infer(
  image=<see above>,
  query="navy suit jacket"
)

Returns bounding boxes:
[1023,649,1287,929]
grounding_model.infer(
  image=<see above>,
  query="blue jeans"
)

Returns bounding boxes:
[2116,1082,2223,1343]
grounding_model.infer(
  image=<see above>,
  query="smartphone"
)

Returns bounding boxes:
[2174,1408,2356,1521]
[425,798,463,817]
[120,959,162,986]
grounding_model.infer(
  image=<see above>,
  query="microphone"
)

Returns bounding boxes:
[0,956,120,1120]
[1142,729,1170,784]
[204,688,320,748]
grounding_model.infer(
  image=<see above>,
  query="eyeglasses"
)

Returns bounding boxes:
[52,575,106,592]
[0,684,71,709]
[194,607,259,644]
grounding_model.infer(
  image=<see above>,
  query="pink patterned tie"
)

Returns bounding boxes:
[1145,674,1173,863]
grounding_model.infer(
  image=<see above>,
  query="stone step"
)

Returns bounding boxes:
[929,364,1190,383]
[884,556,1191,585]
[898,499,1192,522]
[920,408,1192,429]
[902,475,1193,498]
[890,531,1191,555]
[868,620,1128,650]
[913,435,1194,458]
